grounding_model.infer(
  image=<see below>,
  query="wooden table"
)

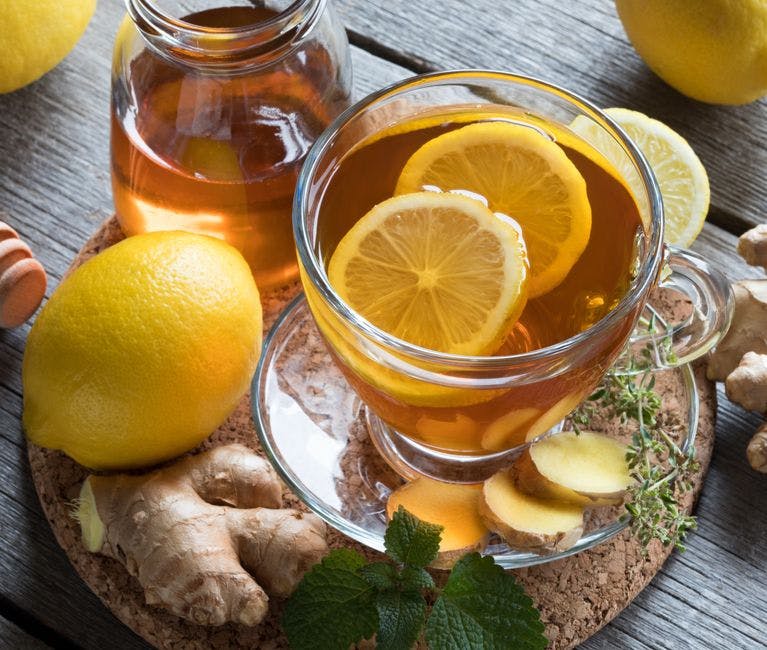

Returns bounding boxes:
[2,1,766,647]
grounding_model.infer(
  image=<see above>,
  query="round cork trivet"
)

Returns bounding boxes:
[27,217,716,650]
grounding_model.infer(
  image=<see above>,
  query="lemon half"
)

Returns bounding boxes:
[571,108,709,248]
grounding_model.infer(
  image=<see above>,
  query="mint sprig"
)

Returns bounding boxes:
[384,507,442,567]
[282,507,547,650]
[375,589,427,650]
[281,548,377,650]
[426,553,546,649]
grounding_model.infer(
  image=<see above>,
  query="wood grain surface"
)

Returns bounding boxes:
[1,0,766,648]
[336,0,767,235]
[0,615,50,650]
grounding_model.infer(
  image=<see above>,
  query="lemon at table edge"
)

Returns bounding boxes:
[571,107,709,248]
[615,0,767,105]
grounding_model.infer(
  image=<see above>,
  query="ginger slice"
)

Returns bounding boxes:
[416,413,482,451]
[520,431,633,503]
[480,470,584,553]
[525,390,588,442]
[386,478,489,568]
[510,450,594,507]
[74,444,328,626]
[480,407,541,451]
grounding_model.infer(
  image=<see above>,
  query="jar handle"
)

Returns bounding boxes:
[629,246,734,369]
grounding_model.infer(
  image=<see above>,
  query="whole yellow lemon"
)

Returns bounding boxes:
[616,0,767,105]
[0,0,97,94]
[22,232,263,470]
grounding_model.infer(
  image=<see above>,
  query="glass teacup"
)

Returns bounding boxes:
[293,71,733,482]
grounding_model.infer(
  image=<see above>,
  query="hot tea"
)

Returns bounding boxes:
[309,107,644,453]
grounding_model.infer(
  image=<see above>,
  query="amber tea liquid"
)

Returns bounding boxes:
[111,6,350,289]
[314,108,644,452]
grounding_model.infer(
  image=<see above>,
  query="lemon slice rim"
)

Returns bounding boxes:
[604,107,710,248]
[570,107,709,248]
[327,190,529,357]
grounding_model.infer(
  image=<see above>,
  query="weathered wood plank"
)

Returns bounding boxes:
[0,615,51,650]
[0,383,149,649]
[584,627,654,650]
[335,0,767,234]
[0,1,406,647]
[0,7,410,292]
[1,0,766,648]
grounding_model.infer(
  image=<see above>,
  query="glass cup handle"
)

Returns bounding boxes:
[630,246,735,369]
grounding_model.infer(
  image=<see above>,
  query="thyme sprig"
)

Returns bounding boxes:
[572,328,698,553]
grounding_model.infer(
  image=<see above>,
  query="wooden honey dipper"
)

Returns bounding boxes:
[0,222,47,328]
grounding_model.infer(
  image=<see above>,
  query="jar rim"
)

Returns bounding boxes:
[126,0,326,67]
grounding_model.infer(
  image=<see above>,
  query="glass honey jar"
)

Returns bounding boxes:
[111,0,352,289]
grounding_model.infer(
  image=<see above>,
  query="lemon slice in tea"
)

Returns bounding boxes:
[395,122,592,298]
[328,191,528,356]
[570,107,709,247]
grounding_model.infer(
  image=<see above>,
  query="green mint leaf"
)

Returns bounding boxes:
[425,553,546,650]
[385,506,442,568]
[360,561,398,590]
[319,547,366,571]
[400,565,435,591]
[375,589,427,650]
[282,549,378,650]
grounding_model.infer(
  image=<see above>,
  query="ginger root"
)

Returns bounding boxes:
[74,444,328,626]
[707,280,767,381]
[709,224,767,472]
[386,478,489,568]
[511,431,632,506]
[747,425,767,473]
[737,224,767,273]
[725,351,767,413]
[479,469,584,553]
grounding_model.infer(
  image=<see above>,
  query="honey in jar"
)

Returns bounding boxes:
[111,1,352,288]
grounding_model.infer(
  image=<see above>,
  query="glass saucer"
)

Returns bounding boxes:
[251,294,698,569]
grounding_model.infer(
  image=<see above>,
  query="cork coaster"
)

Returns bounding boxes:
[27,217,716,650]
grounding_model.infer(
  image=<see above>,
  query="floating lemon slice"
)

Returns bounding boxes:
[328,191,528,356]
[395,122,592,297]
[570,108,709,247]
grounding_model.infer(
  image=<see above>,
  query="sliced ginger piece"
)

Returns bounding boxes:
[522,431,633,503]
[387,477,489,568]
[525,390,588,443]
[510,450,594,507]
[415,413,481,451]
[480,407,541,451]
[480,469,584,553]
